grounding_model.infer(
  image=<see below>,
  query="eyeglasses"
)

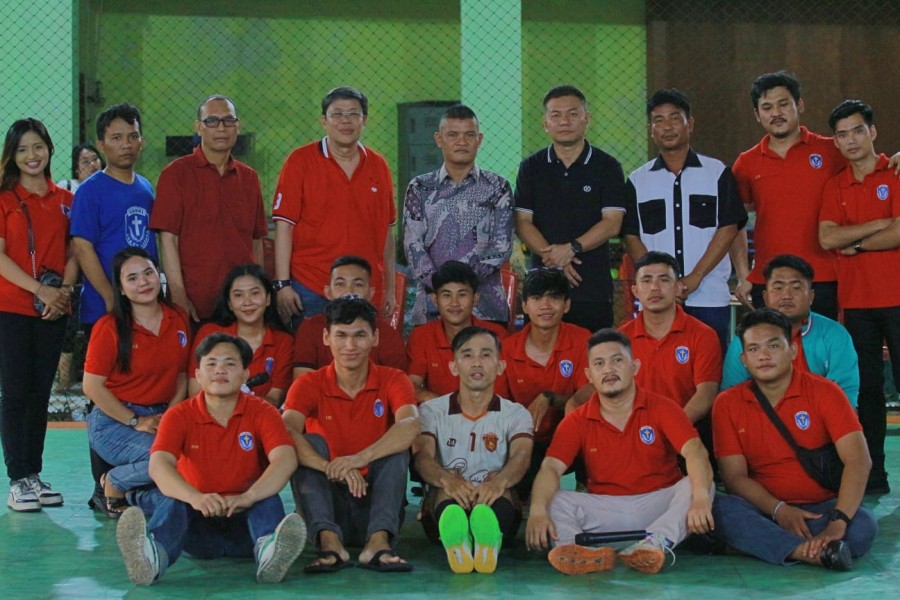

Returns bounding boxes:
[200,116,239,128]
[326,111,364,123]
[79,157,102,166]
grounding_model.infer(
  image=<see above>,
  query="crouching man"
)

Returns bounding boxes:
[116,333,306,585]
[526,329,714,575]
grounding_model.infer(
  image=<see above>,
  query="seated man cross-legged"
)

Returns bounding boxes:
[414,326,533,574]
[116,333,306,585]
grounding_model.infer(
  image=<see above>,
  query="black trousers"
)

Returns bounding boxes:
[563,301,613,334]
[0,312,66,481]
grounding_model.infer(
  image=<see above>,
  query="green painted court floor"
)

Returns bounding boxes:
[1,427,898,599]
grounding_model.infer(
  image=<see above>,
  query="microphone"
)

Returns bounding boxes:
[575,530,647,546]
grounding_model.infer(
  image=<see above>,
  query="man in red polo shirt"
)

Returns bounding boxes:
[292,255,406,378]
[495,268,593,495]
[526,329,714,575]
[116,333,306,585]
[819,99,900,495]
[712,309,876,570]
[151,95,267,323]
[407,260,507,403]
[272,86,396,328]
[283,297,419,573]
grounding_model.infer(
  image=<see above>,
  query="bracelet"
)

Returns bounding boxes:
[771,500,785,521]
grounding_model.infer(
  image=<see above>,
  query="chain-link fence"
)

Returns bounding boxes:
[3,0,898,415]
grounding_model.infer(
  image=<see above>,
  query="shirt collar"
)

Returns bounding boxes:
[584,386,648,421]
[546,140,593,165]
[194,390,249,424]
[322,361,380,399]
[649,148,702,172]
[438,163,480,182]
[632,304,687,338]
[838,153,890,187]
[761,126,813,156]
[192,144,236,173]
[447,392,502,416]
[320,136,367,159]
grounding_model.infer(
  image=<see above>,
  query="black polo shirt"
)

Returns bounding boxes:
[514,141,626,303]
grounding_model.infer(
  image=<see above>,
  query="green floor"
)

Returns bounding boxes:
[1,427,898,599]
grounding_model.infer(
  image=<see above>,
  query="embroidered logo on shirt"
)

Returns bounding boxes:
[60,205,71,218]
[794,411,811,430]
[238,432,254,451]
[446,438,457,447]
[559,360,574,377]
[877,185,890,201]
[583,185,592,193]
[808,154,823,169]
[371,187,378,193]
[675,346,690,364]
[273,192,283,210]
[639,426,656,445]
[124,206,151,248]
[373,398,385,418]
[265,357,275,375]
[178,331,187,347]
[483,433,499,453]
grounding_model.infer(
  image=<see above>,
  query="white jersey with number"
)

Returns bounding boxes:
[420,393,534,484]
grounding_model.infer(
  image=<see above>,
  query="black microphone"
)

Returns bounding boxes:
[575,530,647,546]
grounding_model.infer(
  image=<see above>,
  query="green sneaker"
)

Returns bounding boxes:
[438,504,474,574]
[469,504,502,574]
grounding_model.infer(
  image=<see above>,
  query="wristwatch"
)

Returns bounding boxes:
[127,415,139,429]
[570,240,583,255]
[828,509,851,525]
[272,279,292,291]
[853,239,864,252]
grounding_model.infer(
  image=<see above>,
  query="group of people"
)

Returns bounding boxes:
[0,69,894,586]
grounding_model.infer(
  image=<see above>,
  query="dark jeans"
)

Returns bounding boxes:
[684,305,730,355]
[290,434,407,548]
[843,306,900,480]
[288,279,328,331]
[751,281,838,321]
[0,312,67,480]
[563,301,612,334]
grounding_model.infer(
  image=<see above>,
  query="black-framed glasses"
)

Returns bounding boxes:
[200,116,239,128]
[325,111,364,123]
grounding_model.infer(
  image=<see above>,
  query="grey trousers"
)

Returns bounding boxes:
[291,434,408,548]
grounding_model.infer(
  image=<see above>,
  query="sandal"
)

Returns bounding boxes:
[100,473,128,519]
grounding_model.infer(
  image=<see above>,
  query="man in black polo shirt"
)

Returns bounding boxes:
[622,88,746,350]
[515,85,627,333]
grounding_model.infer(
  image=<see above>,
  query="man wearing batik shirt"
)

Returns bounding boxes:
[403,104,513,325]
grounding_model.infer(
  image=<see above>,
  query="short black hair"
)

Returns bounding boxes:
[196,94,236,120]
[587,328,632,355]
[441,104,478,125]
[330,255,372,277]
[633,251,681,278]
[736,308,792,350]
[647,88,691,120]
[430,260,480,294]
[750,71,801,109]
[543,85,587,110]
[96,103,142,141]
[324,296,377,332]
[451,325,501,355]
[522,267,570,301]
[828,99,874,132]
[195,332,253,369]
[70,143,104,179]
[763,254,814,284]
[321,86,368,116]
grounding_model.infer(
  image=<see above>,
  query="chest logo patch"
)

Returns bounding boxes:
[124,206,151,248]
[483,433,499,452]
[639,426,656,445]
[60,204,71,218]
[808,154,823,169]
[559,360,574,377]
[877,185,889,201]
[794,411,811,430]
[583,185,592,193]
[373,398,385,418]
[675,346,690,364]
[177,331,187,347]
[238,432,254,451]
[265,357,275,375]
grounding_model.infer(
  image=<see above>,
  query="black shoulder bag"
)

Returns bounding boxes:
[750,383,843,492]
[13,190,63,314]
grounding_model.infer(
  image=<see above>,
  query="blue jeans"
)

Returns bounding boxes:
[87,402,167,492]
[712,493,878,565]
[290,278,328,330]
[142,492,286,576]
[684,305,730,354]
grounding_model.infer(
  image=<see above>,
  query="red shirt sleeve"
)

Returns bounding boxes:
[545,410,586,469]
[406,326,428,378]
[84,316,119,377]
[817,378,863,441]
[385,369,416,414]
[732,154,754,209]
[271,331,294,391]
[377,323,409,371]
[711,387,743,458]
[249,170,268,238]
[272,150,304,224]
[693,326,723,384]
[293,318,321,369]
[149,163,184,234]
[656,395,700,453]
[255,400,295,452]
[818,177,843,224]
[151,401,190,456]
[283,372,319,418]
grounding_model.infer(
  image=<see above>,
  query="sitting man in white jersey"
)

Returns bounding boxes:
[414,326,534,574]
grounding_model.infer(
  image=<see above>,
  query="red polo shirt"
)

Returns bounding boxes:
[406,317,508,397]
[547,387,697,495]
[293,313,407,372]
[0,181,72,316]
[713,370,861,504]
[85,304,190,406]
[272,138,395,309]
[151,147,268,319]
[820,154,900,309]
[190,322,293,397]
[152,391,293,495]
[496,322,591,443]
[733,127,844,284]
[283,362,415,460]
[619,305,721,408]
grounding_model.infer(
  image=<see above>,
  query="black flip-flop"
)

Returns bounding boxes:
[304,550,353,574]
[358,549,413,573]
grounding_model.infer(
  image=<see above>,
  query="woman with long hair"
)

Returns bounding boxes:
[188,264,293,407]
[84,247,190,518]
[0,118,78,512]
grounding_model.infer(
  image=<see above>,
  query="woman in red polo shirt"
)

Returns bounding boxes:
[188,264,293,407]
[0,119,78,512]
[84,247,190,518]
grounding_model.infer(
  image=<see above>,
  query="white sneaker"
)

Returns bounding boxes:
[116,507,160,585]
[256,513,306,583]
[7,478,41,512]
[26,474,64,506]
[618,533,675,574]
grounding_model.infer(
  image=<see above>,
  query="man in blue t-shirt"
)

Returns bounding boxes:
[71,103,158,329]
